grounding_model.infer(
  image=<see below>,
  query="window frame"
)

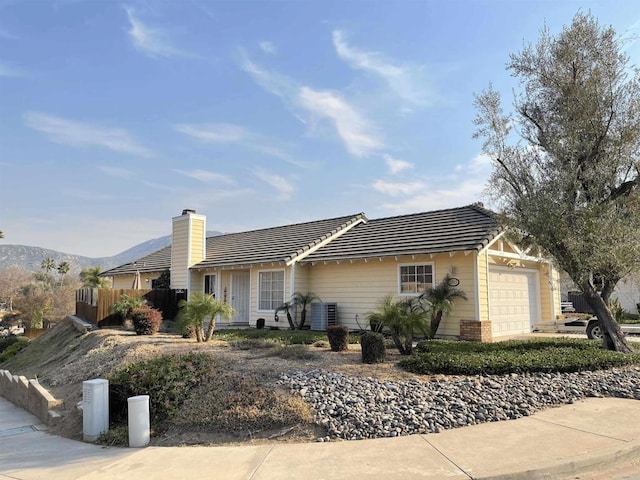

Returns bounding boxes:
[204,274,217,298]
[397,262,435,296]
[257,269,285,312]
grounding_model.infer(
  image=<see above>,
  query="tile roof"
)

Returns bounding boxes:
[301,204,501,263]
[101,206,500,276]
[102,213,366,275]
[101,245,172,276]
[193,213,366,269]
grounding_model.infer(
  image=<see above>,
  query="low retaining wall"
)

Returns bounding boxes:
[0,370,62,425]
[0,315,92,425]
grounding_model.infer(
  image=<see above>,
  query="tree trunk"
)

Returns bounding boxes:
[204,315,216,342]
[429,311,443,339]
[286,312,295,330]
[298,309,307,330]
[579,280,633,353]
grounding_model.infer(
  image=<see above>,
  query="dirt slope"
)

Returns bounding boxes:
[1,318,415,445]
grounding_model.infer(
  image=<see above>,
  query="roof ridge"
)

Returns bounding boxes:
[365,204,492,223]
[204,212,366,240]
[284,213,367,261]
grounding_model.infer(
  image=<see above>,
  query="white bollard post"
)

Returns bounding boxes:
[127,395,150,447]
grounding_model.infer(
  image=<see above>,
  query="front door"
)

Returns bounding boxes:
[231,271,250,324]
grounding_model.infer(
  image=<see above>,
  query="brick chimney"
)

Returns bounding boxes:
[170,209,206,290]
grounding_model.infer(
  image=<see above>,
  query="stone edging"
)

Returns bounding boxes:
[0,369,62,425]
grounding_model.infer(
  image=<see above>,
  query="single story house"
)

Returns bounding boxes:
[101,205,561,342]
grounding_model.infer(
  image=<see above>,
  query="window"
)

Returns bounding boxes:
[204,274,216,298]
[399,264,433,294]
[258,270,284,310]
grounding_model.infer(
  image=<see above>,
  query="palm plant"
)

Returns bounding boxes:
[178,292,236,342]
[41,257,55,274]
[80,266,111,288]
[367,295,430,355]
[420,274,467,339]
[275,301,296,330]
[292,292,321,330]
[109,294,146,324]
[57,261,71,287]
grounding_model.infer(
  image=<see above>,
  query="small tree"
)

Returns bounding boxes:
[473,13,640,352]
[292,292,321,330]
[177,292,235,342]
[367,295,430,355]
[420,274,467,339]
[154,269,171,289]
[109,294,146,324]
[41,257,56,274]
[80,266,111,288]
[275,302,296,330]
[57,261,71,287]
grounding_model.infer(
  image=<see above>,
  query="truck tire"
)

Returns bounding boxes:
[586,320,603,340]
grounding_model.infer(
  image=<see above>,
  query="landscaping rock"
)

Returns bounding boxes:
[280,366,640,441]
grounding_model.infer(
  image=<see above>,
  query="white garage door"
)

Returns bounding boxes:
[489,268,539,337]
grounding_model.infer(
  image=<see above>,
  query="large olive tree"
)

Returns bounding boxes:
[474,13,640,352]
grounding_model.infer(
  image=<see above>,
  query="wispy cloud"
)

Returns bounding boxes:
[253,168,294,200]
[124,6,194,59]
[175,122,312,168]
[298,87,383,157]
[384,154,413,175]
[380,153,492,213]
[238,51,294,99]
[372,179,424,197]
[175,123,247,143]
[332,29,434,107]
[99,166,135,179]
[240,51,383,158]
[24,112,153,157]
[259,41,277,55]
[174,169,235,185]
[0,61,26,77]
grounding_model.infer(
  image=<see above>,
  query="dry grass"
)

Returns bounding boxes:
[0,318,419,446]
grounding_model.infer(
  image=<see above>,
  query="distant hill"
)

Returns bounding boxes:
[0,231,222,274]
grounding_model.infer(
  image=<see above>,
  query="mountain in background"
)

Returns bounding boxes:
[0,231,222,274]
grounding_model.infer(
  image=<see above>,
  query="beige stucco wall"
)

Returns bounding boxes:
[477,250,489,323]
[112,272,162,290]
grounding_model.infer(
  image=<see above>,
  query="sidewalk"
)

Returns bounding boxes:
[1,396,639,480]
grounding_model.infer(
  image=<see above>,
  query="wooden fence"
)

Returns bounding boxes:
[75,288,187,327]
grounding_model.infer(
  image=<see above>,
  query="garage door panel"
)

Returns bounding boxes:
[489,269,538,337]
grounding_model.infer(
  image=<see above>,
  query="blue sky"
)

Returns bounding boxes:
[1,1,638,258]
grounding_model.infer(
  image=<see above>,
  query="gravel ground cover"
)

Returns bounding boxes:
[281,367,640,441]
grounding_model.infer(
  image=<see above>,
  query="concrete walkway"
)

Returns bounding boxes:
[1,396,639,480]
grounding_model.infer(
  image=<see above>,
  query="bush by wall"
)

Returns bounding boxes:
[360,332,386,364]
[326,325,349,352]
[131,306,163,335]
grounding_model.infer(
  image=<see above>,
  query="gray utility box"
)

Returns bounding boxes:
[311,302,338,331]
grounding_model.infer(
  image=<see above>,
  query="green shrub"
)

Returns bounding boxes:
[97,425,129,447]
[131,306,162,335]
[361,331,386,364]
[402,339,640,375]
[326,325,349,352]
[109,294,146,322]
[0,337,29,362]
[108,352,214,428]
